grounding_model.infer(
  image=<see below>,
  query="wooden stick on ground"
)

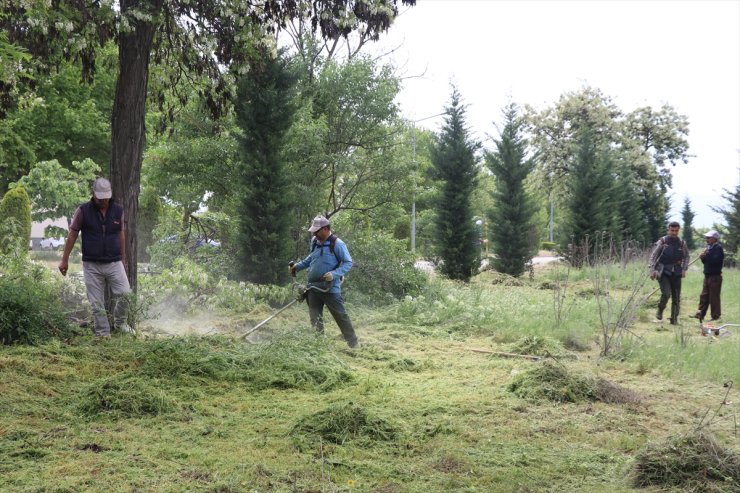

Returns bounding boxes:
[467,348,542,360]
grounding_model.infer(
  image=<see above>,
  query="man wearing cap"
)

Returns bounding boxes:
[690,230,724,322]
[290,215,359,348]
[58,177,131,338]
[648,221,690,325]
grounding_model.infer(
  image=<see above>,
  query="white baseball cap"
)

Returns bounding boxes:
[308,215,330,233]
[92,177,112,199]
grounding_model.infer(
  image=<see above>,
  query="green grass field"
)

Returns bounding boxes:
[1,258,738,492]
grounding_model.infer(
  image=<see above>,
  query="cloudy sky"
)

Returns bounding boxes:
[370,0,740,228]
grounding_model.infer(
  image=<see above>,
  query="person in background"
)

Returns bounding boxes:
[690,230,724,322]
[58,177,131,338]
[291,215,359,348]
[648,221,690,325]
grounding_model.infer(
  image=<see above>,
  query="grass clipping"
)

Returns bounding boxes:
[132,333,353,391]
[508,361,640,404]
[507,335,577,360]
[632,430,740,491]
[292,402,399,448]
[77,374,177,418]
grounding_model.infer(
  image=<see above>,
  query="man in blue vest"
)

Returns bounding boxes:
[648,221,690,325]
[58,177,131,338]
[290,215,359,348]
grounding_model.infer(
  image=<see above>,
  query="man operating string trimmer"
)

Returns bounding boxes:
[290,215,360,349]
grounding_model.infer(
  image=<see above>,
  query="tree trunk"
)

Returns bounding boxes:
[110,1,161,292]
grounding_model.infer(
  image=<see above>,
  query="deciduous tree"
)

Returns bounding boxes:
[3,0,415,290]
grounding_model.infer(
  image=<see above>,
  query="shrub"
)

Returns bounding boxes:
[541,241,556,251]
[0,186,32,256]
[0,260,74,345]
[341,230,428,304]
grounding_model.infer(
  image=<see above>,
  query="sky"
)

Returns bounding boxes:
[370,0,740,228]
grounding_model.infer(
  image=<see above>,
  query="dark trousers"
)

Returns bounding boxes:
[698,274,722,320]
[306,290,358,347]
[657,273,682,324]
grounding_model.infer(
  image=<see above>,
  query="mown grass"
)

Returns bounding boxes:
[0,260,738,492]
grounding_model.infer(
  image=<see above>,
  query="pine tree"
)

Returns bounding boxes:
[431,88,480,281]
[485,104,537,277]
[680,197,696,250]
[235,50,298,284]
[563,126,615,265]
[713,176,740,265]
[612,167,647,245]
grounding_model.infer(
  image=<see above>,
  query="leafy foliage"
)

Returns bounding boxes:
[431,87,480,281]
[525,87,690,245]
[12,159,100,222]
[339,226,427,304]
[0,258,73,345]
[485,104,537,276]
[0,185,31,256]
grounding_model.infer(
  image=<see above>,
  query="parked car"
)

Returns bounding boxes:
[40,237,65,249]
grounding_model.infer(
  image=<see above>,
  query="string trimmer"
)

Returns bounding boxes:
[240,262,331,339]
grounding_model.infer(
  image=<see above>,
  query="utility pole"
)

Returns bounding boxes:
[411,125,417,252]
[409,112,446,253]
[549,193,554,242]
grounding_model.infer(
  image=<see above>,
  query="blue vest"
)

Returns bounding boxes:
[80,199,124,263]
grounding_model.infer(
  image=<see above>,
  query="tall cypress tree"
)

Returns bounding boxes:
[612,167,647,245]
[564,126,615,264]
[485,104,537,277]
[680,196,696,250]
[235,49,297,284]
[713,177,740,265]
[431,88,480,281]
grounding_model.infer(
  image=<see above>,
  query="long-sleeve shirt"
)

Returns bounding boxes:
[701,243,724,276]
[295,236,353,294]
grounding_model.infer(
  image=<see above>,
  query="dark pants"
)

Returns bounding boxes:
[657,273,682,324]
[306,290,358,347]
[697,274,722,320]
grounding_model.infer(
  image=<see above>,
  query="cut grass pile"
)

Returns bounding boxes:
[506,335,577,359]
[631,430,740,492]
[133,332,353,391]
[508,360,641,404]
[77,373,178,418]
[292,401,399,447]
